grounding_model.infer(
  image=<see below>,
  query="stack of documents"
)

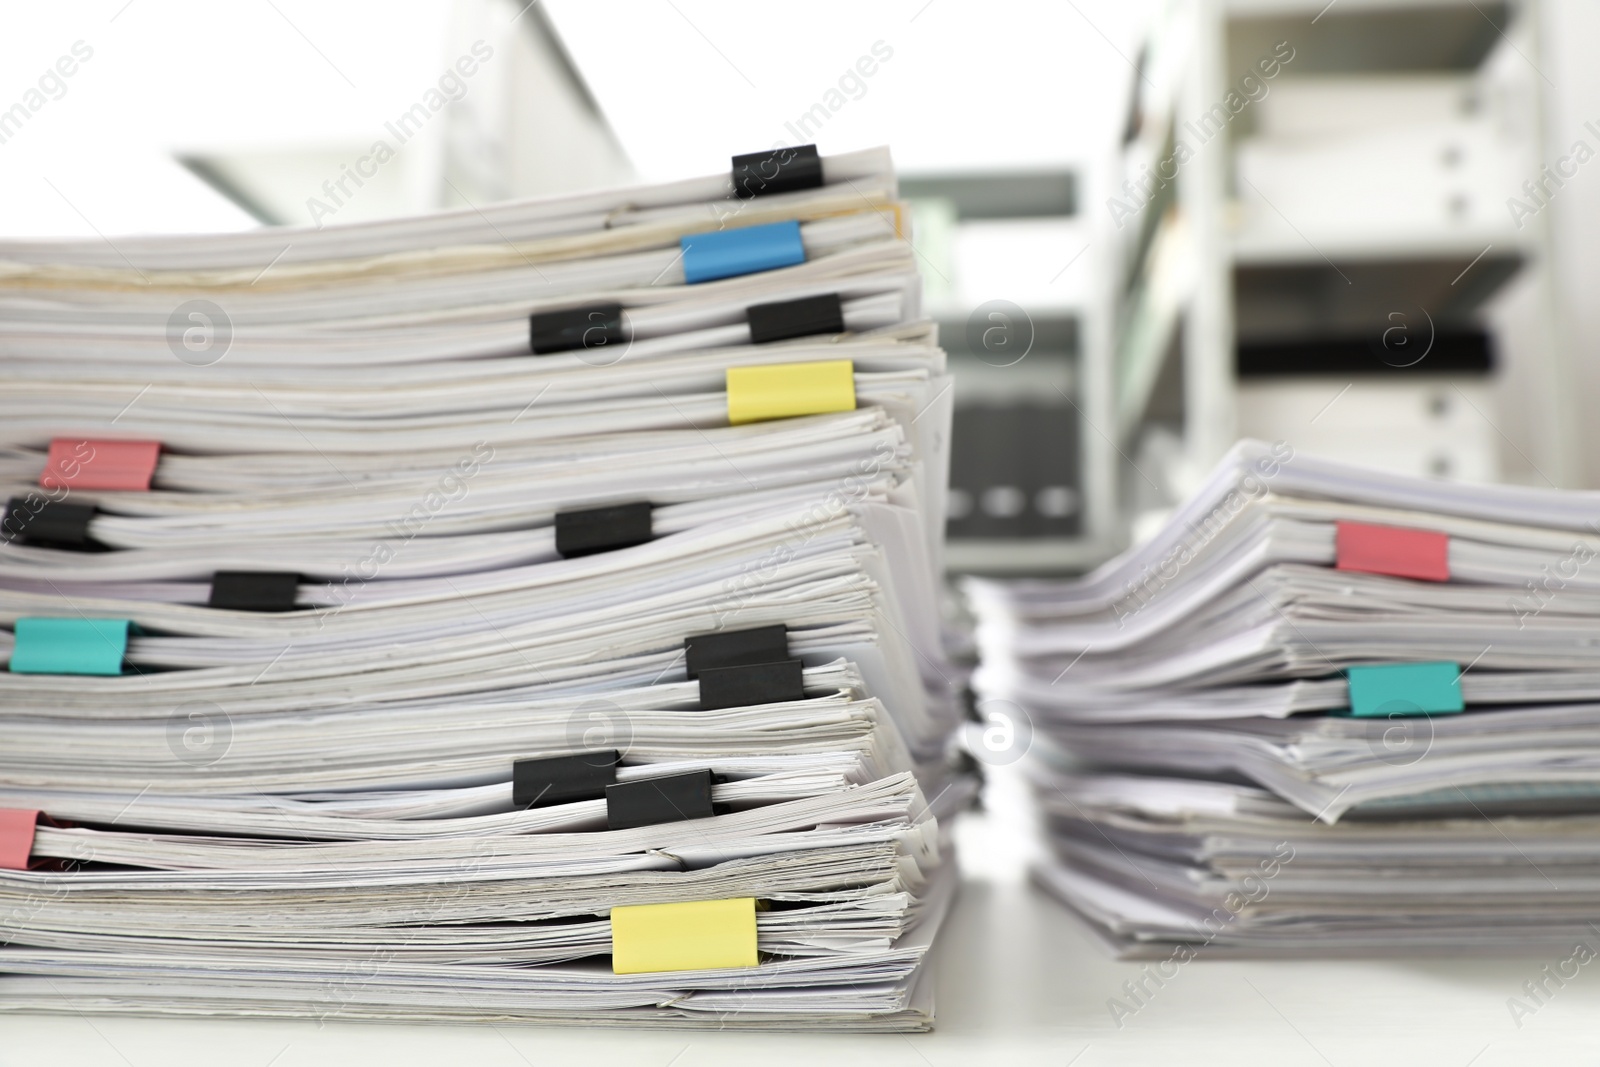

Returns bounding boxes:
[0,146,971,1029]
[971,440,1600,956]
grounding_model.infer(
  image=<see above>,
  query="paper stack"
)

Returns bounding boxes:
[970,440,1600,957]
[0,145,972,1029]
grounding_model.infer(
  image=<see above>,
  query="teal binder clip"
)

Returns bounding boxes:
[10,618,132,676]
[1346,662,1464,717]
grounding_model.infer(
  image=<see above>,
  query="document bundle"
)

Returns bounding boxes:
[970,440,1600,956]
[0,145,972,1029]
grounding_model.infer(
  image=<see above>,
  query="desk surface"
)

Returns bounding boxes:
[12,769,1599,1065]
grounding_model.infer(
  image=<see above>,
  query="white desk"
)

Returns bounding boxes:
[11,769,1598,1065]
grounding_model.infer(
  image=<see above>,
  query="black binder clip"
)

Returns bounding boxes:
[748,293,845,345]
[529,302,626,356]
[554,502,653,559]
[606,769,716,830]
[698,659,806,710]
[684,624,790,679]
[732,144,822,200]
[208,571,300,612]
[513,750,621,809]
[3,497,97,548]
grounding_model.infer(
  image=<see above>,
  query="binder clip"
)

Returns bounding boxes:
[4,497,97,548]
[684,624,790,679]
[554,502,653,559]
[208,571,301,612]
[530,302,626,356]
[731,144,822,199]
[605,769,716,830]
[747,293,844,344]
[681,220,805,284]
[611,896,759,973]
[698,659,805,710]
[41,438,161,492]
[513,750,621,808]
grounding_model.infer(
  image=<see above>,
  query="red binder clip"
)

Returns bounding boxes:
[41,438,161,491]
[1335,521,1450,582]
[0,809,39,871]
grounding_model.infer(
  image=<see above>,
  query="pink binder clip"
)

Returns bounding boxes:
[0,809,39,871]
[1335,521,1450,582]
[41,438,161,492]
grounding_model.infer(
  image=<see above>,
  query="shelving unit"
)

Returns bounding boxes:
[903,171,1116,574]
[1109,0,1568,525]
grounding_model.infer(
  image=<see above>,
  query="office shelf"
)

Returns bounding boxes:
[907,174,1117,575]
[1107,0,1567,509]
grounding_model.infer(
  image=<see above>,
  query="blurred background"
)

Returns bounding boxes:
[4,0,1597,574]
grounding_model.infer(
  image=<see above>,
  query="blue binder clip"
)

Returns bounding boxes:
[681,220,805,284]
